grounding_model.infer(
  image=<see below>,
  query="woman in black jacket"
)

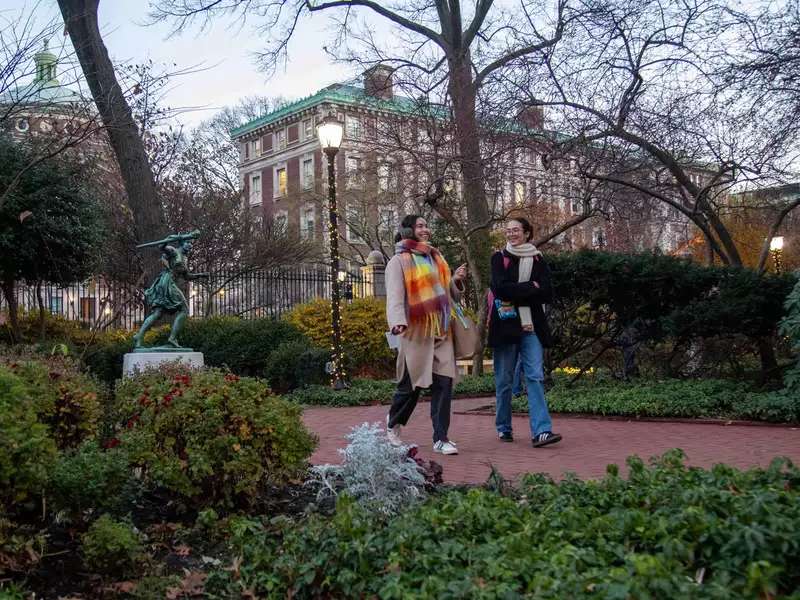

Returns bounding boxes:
[488,217,562,447]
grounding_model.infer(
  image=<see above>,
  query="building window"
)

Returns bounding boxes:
[378,207,398,240]
[249,173,261,205]
[346,204,366,243]
[302,157,314,190]
[346,116,362,140]
[303,119,313,139]
[276,167,287,197]
[513,181,526,205]
[276,129,286,149]
[49,295,63,314]
[345,155,364,189]
[378,162,397,191]
[592,228,606,249]
[300,205,315,240]
[274,210,288,234]
[248,138,260,158]
[15,118,29,132]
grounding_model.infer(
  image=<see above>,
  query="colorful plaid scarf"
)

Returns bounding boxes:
[395,239,451,337]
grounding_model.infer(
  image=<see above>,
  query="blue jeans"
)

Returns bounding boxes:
[512,355,525,396]
[493,333,553,437]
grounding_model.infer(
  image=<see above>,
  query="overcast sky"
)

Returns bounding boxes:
[5,0,355,127]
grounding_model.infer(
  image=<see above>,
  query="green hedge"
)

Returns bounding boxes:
[82,317,308,384]
[284,376,496,407]
[511,377,800,423]
[546,251,797,375]
[206,451,800,598]
[286,373,799,423]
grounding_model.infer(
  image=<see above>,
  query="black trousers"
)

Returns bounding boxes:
[388,366,453,443]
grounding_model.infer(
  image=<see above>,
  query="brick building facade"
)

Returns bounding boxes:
[231,67,703,262]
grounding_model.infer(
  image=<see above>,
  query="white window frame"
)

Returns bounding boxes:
[249,173,262,206]
[248,138,260,158]
[274,164,288,198]
[302,155,314,190]
[276,128,287,149]
[513,181,526,205]
[303,118,313,140]
[345,203,366,243]
[345,154,364,190]
[300,204,316,240]
[345,115,362,140]
[378,206,398,240]
[274,209,289,234]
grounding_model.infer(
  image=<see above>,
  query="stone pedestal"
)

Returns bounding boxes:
[123,352,204,377]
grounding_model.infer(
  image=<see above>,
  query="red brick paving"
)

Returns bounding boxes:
[303,398,800,484]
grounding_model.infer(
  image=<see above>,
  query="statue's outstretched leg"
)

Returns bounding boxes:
[133,308,163,348]
[167,307,188,347]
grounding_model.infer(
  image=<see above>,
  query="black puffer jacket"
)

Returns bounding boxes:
[487,249,554,348]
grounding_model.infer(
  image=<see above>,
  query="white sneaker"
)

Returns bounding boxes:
[433,440,459,455]
[386,414,403,446]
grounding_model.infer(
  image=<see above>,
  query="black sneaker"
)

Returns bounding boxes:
[532,432,562,447]
[498,431,514,442]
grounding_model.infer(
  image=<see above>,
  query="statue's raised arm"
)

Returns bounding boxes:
[136,230,200,250]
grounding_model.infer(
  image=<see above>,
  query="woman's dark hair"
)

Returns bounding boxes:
[395,214,423,242]
[508,216,534,242]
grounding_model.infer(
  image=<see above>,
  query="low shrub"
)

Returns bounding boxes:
[264,339,328,393]
[0,367,57,508]
[147,316,306,378]
[114,366,317,508]
[284,298,395,377]
[512,377,800,423]
[310,423,429,515]
[1,356,102,449]
[206,451,800,598]
[779,277,800,392]
[284,376,496,407]
[49,440,133,520]
[81,514,143,574]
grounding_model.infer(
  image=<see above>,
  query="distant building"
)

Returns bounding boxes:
[231,67,706,262]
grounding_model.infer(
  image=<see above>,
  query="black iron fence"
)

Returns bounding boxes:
[1,266,380,331]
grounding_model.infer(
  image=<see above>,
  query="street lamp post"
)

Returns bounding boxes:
[770,236,784,275]
[316,112,348,390]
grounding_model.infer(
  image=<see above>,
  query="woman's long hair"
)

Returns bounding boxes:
[395,214,423,243]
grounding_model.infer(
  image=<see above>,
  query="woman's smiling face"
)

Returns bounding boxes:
[414,218,431,242]
[504,219,526,246]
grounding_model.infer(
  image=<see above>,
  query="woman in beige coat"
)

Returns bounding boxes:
[385,215,467,455]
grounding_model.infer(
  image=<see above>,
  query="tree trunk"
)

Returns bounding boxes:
[57,0,167,252]
[756,336,779,382]
[448,56,492,284]
[1,279,20,342]
[448,56,493,375]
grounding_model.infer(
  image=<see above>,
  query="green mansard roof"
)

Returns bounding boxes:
[230,83,449,139]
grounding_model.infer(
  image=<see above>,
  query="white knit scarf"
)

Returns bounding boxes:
[505,242,542,331]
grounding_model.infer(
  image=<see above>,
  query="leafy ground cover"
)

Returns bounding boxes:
[204,450,800,599]
[286,373,799,423]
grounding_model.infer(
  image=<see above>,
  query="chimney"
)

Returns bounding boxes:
[364,65,394,100]
[517,102,544,130]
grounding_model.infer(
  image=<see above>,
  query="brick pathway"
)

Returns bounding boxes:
[303,398,800,484]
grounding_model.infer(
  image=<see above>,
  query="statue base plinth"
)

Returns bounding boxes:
[123,352,204,378]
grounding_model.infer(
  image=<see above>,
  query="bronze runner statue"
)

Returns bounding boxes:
[132,230,208,351]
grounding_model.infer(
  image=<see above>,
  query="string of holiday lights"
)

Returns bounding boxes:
[318,112,348,390]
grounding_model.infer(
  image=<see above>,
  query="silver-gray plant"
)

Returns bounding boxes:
[309,422,427,515]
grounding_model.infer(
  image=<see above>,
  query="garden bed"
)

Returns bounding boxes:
[287,375,800,424]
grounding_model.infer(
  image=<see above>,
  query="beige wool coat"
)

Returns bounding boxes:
[385,253,463,389]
